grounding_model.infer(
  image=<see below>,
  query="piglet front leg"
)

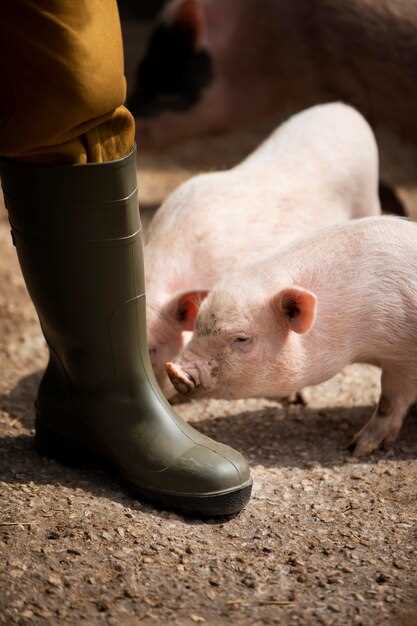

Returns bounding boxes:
[350,370,416,457]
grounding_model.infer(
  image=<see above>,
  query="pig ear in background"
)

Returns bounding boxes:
[176,290,209,331]
[274,287,317,334]
[164,0,206,47]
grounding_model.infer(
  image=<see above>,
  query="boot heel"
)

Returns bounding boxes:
[35,419,93,468]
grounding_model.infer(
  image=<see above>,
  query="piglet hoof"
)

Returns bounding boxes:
[348,418,400,458]
[346,439,359,455]
[348,438,373,458]
[282,392,306,407]
[292,392,306,406]
[166,362,196,396]
[347,429,380,457]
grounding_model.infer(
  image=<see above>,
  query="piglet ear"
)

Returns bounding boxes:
[273,286,317,334]
[165,0,205,46]
[176,290,209,331]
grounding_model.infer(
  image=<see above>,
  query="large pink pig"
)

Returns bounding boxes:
[167,216,417,457]
[128,0,417,146]
[124,0,417,197]
[145,103,380,396]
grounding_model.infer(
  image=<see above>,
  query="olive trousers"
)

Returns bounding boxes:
[0,1,135,164]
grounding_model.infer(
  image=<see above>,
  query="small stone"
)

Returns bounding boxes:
[375,573,389,584]
[101,531,112,541]
[47,530,60,540]
[47,574,62,587]
[124,587,138,599]
[327,576,342,585]
[242,576,256,589]
[96,600,110,612]
[353,592,365,602]
[190,615,205,623]
[385,595,396,603]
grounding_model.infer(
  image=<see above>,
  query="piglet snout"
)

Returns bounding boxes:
[165,362,197,395]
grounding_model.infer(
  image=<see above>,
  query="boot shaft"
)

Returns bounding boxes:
[1,149,152,395]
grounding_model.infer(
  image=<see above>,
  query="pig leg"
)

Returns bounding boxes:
[350,369,417,457]
[287,392,306,406]
[276,392,306,407]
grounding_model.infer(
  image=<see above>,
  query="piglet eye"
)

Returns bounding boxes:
[231,336,253,351]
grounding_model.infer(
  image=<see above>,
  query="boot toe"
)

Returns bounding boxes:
[171,443,251,495]
[134,443,252,516]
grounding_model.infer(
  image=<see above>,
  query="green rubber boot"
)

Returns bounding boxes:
[0,149,252,516]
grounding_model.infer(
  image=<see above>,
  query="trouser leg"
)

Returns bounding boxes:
[0,0,134,163]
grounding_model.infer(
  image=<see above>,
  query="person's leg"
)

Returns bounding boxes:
[0,0,134,163]
[0,1,251,515]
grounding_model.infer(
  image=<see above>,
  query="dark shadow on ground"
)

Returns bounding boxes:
[190,402,417,469]
[0,372,217,524]
[1,372,416,516]
[0,370,41,429]
[0,372,417,626]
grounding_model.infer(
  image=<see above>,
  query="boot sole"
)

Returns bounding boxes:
[35,422,252,518]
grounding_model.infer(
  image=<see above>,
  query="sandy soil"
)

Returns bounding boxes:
[1,128,417,626]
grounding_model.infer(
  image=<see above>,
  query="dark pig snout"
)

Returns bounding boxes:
[166,362,197,395]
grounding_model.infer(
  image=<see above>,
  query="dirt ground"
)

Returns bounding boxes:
[1,127,417,626]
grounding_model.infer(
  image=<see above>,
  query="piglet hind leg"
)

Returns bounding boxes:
[350,370,417,458]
